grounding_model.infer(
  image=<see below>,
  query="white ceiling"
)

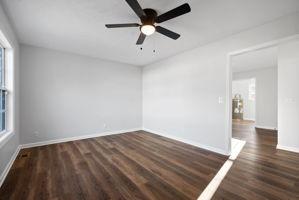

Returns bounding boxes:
[232,46,278,73]
[2,0,299,66]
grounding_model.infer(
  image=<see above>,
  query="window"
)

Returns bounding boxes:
[248,78,256,101]
[0,45,6,133]
[0,31,14,147]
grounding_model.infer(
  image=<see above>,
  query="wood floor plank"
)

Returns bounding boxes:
[212,120,299,200]
[0,131,227,200]
[1,123,298,199]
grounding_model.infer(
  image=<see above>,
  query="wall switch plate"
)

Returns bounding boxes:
[219,97,224,104]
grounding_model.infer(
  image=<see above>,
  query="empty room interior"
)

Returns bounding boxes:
[0,0,298,199]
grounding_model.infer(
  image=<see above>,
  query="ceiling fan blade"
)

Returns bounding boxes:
[156,3,191,23]
[136,33,146,45]
[105,23,140,28]
[125,0,146,18]
[156,26,180,40]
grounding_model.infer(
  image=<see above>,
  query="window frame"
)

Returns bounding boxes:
[0,30,15,149]
[0,44,7,134]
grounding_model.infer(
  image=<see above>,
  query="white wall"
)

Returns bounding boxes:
[232,79,256,121]
[143,12,299,155]
[20,45,142,144]
[0,2,20,183]
[233,67,278,129]
[277,39,299,152]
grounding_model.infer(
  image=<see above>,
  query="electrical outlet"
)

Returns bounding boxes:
[34,131,39,136]
[103,123,107,129]
[285,98,295,103]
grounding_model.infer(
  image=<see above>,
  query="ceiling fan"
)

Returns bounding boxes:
[105,0,191,45]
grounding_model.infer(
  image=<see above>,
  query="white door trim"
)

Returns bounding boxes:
[225,34,299,155]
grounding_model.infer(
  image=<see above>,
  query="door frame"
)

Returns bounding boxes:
[225,34,299,155]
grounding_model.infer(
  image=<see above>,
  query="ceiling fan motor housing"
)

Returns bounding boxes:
[141,9,157,26]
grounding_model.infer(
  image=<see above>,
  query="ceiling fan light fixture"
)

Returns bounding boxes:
[141,25,156,36]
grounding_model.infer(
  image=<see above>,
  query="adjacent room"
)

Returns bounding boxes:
[231,46,278,141]
[0,0,298,199]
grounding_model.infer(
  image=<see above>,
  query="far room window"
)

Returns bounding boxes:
[248,78,256,101]
[0,45,6,133]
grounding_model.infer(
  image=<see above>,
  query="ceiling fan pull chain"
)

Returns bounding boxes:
[153,37,156,53]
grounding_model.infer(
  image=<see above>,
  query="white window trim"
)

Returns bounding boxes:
[0,31,14,149]
[0,45,7,134]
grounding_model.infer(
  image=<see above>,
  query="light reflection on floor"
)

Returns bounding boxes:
[197,138,246,200]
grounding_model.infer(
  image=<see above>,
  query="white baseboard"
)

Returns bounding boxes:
[20,128,142,149]
[143,128,230,156]
[0,145,21,187]
[277,144,299,153]
[243,118,255,121]
[255,125,277,131]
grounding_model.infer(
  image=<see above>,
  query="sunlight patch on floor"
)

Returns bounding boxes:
[197,138,246,200]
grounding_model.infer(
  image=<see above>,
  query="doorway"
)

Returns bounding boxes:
[226,35,299,151]
[230,46,278,144]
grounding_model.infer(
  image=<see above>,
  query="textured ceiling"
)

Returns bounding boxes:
[2,0,299,65]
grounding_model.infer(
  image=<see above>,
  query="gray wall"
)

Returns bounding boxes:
[233,67,278,129]
[142,12,299,155]
[20,45,142,144]
[278,39,299,152]
[0,2,20,182]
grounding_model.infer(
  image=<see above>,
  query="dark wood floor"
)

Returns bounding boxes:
[0,131,227,200]
[213,120,299,200]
